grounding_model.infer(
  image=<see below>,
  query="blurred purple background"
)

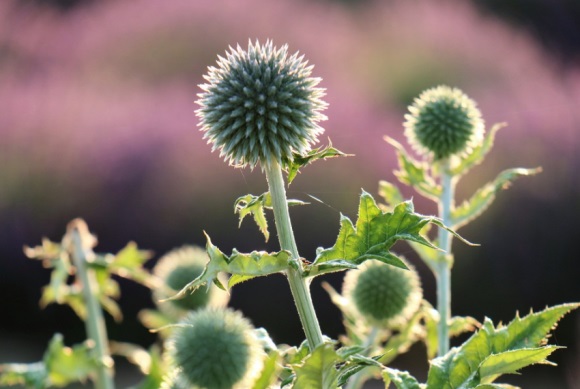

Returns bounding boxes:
[1,0,579,387]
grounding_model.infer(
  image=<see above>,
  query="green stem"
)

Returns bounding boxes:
[264,160,324,349]
[436,160,455,357]
[344,326,380,389]
[70,222,115,389]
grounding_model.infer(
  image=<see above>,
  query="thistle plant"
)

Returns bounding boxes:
[1,41,578,389]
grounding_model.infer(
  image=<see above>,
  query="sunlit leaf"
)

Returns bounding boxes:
[309,192,471,277]
[109,242,154,287]
[251,351,281,389]
[43,334,98,387]
[382,367,422,389]
[385,137,441,201]
[170,233,291,300]
[0,362,46,389]
[378,180,405,210]
[426,303,580,388]
[287,143,351,184]
[450,122,505,176]
[451,167,542,229]
[292,343,339,389]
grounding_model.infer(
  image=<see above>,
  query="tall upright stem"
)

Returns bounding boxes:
[69,221,115,389]
[436,160,455,356]
[264,160,324,348]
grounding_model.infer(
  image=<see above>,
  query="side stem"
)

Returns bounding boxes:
[264,160,324,348]
[436,159,455,356]
[69,222,115,389]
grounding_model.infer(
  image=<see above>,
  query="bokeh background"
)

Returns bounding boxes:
[1,0,579,387]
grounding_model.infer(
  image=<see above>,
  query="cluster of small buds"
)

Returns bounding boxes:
[404,85,484,160]
[196,40,327,169]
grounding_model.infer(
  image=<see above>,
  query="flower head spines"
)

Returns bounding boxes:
[169,308,263,389]
[404,85,484,160]
[197,40,327,168]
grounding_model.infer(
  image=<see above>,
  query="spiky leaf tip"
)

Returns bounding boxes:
[197,40,328,169]
[404,85,484,160]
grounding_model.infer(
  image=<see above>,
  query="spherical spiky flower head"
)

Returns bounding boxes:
[404,86,484,160]
[343,260,422,326]
[196,40,327,169]
[169,308,263,389]
[153,246,228,317]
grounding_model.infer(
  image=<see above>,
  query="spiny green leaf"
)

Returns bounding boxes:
[287,143,351,184]
[234,192,308,242]
[169,233,291,300]
[336,354,383,387]
[475,384,520,389]
[114,345,165,389]
[426,303,580,389]
[43,334,98,387]
[479,347,559,379]
[382,367,422,389]
[292,343,340,389]
[451,167,542,229]
[378,180,405,210]
[385,136,441,201]
[310,192,471,277]
[450,122,505,176]
[109,242,154,287]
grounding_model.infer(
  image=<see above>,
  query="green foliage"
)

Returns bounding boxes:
[286,143,350,184]
[291,344,339,389]
[308,191,470,277]
[0,334,98,388]
[234,192,308,242]
[383,368,423,389]
[425,304,579,388]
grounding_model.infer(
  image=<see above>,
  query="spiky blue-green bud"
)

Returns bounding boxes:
[169,308,263,389]
[153,246,228,317]
[343,260,422,326]
[404,86,484,160]
[196,40,327,168]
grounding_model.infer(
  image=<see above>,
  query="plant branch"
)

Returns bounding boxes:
[68,220,115,389]
[264,160,324,349]
[435,160,455,356]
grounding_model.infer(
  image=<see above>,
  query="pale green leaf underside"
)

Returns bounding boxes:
[385,136,441,201]
[451,167,542,229]
[426,303,580,389]
[287,143,351,184]
[475,384,520,389]
[382,367,423,389]
[308,191,471,277]
[169,233,291,300]
[235,192,308,242]
[292,344,339,389]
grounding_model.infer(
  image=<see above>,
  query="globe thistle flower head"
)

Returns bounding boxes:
[168,308,263,389]
[197,40,328,169]
[153,246,229,317]
[342,260,422,327]
[404,85,484,160]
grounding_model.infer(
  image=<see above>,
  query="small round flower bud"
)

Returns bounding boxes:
[404,86,484,160]
[153,246,228,317]
[169,308,263,389]
[343,260,422,326]
[196,40,327,168]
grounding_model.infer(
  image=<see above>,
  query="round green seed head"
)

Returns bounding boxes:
[343,260,422,326]
[169,308,263,389]
[404,85,484,160]
[196,40,328,169]
[153,246,229,317]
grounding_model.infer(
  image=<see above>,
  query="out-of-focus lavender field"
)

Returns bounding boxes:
[1,0,578,387]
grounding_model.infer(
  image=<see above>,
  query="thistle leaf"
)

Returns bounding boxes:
[169,233,291,300]
[475,384,520,389]
[426,303,580,388]
[450,122,505,176]
[451,167,542,229]
[309,191,470,277]
[43,334,98,387]
[0,362,46,389]
[109,242,154,287]
[292,343,340,389]
[235,192,308,242]
[385,136,441,201]
[382,367,422,389]
[287,143,351,184]
[251,351,281,389]
[378,180,405,210]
